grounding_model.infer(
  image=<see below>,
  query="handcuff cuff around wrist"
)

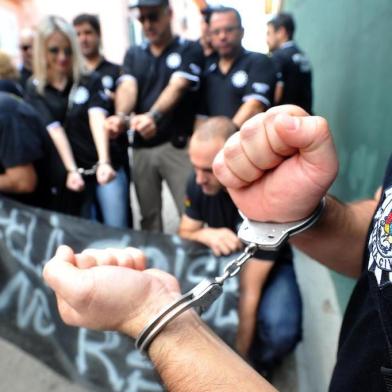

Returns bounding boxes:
[135,197,326,354]
[67,161,112,177]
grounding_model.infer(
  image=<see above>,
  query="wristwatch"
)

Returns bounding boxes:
[148,109,163,124]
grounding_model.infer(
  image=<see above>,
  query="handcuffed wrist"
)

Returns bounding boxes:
[116,112,130,124]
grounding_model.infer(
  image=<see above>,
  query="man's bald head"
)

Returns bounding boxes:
[191,116,237,144]
[189,117,237,195]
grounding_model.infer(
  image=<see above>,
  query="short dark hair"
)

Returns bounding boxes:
[73,13,101,36]
[268,12,295,39]
[209,6,242,29]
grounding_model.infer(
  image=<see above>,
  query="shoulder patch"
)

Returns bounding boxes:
[369,187,392,285]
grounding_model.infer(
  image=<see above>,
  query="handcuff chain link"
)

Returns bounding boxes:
[215,243,258,284]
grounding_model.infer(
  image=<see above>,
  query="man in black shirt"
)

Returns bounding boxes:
[179,116,302,374]
[267,13,313,113]
[73,13,132,228]
[106,0,204,231]
[0,91,52,208]
[200,6,277,128]
[73,14,121,96]
[18,28,34,90]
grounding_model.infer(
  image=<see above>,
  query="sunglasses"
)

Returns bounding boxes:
[47,46,73,57]
[20,45,32,51]
[138,12,160,24]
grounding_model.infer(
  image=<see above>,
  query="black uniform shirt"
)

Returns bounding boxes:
[95,58,121,94]
[94,58,128,170]
[19,65,32,90]
[329,155,392,392]
[25,72,111,169]
[184,173,292,263]
[121,36,204,148]
[200,48,277,118]
[271,41,312,113]
[0,92,52,207]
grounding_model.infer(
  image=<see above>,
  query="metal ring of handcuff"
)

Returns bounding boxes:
[135,197,326,354]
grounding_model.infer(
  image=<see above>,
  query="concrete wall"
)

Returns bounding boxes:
[282,0,392,389]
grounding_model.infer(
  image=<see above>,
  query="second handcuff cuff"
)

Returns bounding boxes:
[135,198,326,354]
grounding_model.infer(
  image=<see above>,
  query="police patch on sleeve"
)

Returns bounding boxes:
[166,53,182,69]
[368,187,392,286]
[231,70,248,88]
[73,86,89,105]
[252,82,270,94]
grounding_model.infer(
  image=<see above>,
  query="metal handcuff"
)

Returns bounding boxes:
[135,198,326,354]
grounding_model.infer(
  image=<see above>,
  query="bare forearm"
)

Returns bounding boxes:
[149,311,277,392]
[233,100,265,128]
[48,127,77,171]
[0,167,37,193]
[291,195,377,277]
[151,77,189,114]
[178,226,212,247]
[89,111,110,163]
[115,79,137,115]
[274,83,284,105]
[236,260,274,355]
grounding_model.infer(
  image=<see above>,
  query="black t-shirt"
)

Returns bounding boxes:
[95,58,121,94]
[271,41,313,114]
[184,173,292,263]
[94,58,128,169]
[0,92,53,207]
[329,156,392,391]
[122,37,204,148]
[200,48,277,118]
[19,65,32,90]
[25,73,111,170]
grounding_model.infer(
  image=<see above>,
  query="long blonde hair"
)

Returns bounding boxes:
[33,15,86,94]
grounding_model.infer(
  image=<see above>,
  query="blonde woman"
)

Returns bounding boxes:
[25,16,116,219]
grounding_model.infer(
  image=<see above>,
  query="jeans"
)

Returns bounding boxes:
[249,262,303,370]
[82,166,132,229]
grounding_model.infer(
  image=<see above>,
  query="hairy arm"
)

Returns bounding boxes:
[0,164,37,193]
[149,311,277,392]
[291,195,377,278]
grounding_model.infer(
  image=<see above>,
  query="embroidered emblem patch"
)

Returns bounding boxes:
[73,86,89,105]
[368,187,392,285]
[101,75,114,90]
[231,70,248,88]
[166,53,182,69]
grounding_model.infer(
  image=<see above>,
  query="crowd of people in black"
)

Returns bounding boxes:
[0,0,313,380]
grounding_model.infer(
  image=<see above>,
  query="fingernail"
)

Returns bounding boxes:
[279,114,300,131]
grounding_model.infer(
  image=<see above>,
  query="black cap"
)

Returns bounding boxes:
[129,0,168,8]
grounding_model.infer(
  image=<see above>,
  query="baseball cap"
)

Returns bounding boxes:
[129,0,168,8]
